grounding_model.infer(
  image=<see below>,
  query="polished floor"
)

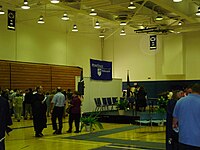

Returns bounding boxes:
[5,117,166,150]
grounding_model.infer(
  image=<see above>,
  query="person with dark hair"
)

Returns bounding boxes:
[136,86,147,112]
[166,90,184,150]
[173,84,200,149]
[24,88,33,120]
[50,87,66,134]
[31,86,47,137]
[67,91,82,133]
[66,89,73,103]
[0,95,12,150]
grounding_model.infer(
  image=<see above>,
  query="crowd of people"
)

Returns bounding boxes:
[166,84,200,150]
[0,86,82,149]
[1,83,200,150]
[122,83,148,112]
[123,83,200,150]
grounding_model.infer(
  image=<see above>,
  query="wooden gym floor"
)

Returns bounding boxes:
[5,117,166,150]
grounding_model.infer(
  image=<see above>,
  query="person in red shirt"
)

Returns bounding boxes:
[67,91,82,133]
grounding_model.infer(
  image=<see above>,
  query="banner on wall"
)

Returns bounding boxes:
[90,59,112,80]
[7,10,16,30]
[150,35,157,50]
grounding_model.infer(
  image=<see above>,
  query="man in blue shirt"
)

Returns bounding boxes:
[173,84,200,149]
[51,87,66,134]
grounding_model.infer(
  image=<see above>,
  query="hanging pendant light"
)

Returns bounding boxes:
[120,22,127,26]
[72,24,78,32]
[50,0,60,4]
[21,0,30,9]
[61,12,69,21]
[128,1,136,9]
[178,21,182,25]
[0,6,5,15]
[155,15,163,21]
[37,15,45,24]
[99,34,105,38]
[94,20,101,29]
[173,0,182,2]
[89,8,97,16]
[120,28,126,36]
[196,7,200,16]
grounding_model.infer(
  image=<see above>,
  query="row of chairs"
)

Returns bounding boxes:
[94,97,118,111]
[135,111,166,126]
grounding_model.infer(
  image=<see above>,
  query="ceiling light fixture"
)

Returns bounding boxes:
[89,8,97,16]
[173,0,182,2]
[61,12,69,21]
[72,24,78,32]
[21,0,30,9]
[0,6,5,15]
[178,21,182,25]
[128,2,136,9]
[99,34,105,38]
[120,22,127,26]
[50,0,60,4]
[37,15,45,24]
[94,20,101,29]
[120,28,126,36]
[155,15,163,21]
[196,7,200,16]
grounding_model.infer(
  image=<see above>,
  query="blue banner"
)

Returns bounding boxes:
[90,59,112,80]
[7,10,16,31]
[150,35,157,50]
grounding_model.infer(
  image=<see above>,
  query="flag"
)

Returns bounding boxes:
[80,69,83,82]
[127,70,131,98]
[127,70,130,86]
[78,68,84,95]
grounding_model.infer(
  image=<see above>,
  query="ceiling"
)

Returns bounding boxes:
[1,0,200,36]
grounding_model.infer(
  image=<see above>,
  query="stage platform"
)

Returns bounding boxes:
[82,110,140,124]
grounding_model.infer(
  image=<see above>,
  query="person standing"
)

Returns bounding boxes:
[67,91,82,133]
[51,87,66,134]
[13,90,23,122]
[166,90,184,150]
[173,84,200,149]
[31,86,47,137]
[0,94,12,150]
[136,86,147,112]
[24,88,33,120]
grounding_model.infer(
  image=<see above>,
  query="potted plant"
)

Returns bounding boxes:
[116,99,129,115]
[80,113,103,132]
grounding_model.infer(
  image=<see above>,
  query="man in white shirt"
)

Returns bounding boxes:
[51,87,66,134]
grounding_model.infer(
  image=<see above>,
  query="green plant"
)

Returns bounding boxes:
[80,113,103,131]
[116,99,129,110]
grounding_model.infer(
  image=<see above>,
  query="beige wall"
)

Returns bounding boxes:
[0,18,102,77]
[1,14,200,81]
[103,32,158,81]
[103,30,200,81]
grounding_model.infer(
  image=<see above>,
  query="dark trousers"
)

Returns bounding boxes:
[0,139,5,150]
[68,113,81,132]
[179,143,200,150]
[51,107,64,132]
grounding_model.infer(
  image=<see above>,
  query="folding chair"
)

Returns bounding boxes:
[94,98,102,111]
[102,97,108,110]
[135,112,151,126]
[106,97,113,110]
[151,112,166,126]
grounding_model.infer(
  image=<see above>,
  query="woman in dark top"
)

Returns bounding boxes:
[136,86,147,112]
[31,86,47,137]
[67,91,82,133]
